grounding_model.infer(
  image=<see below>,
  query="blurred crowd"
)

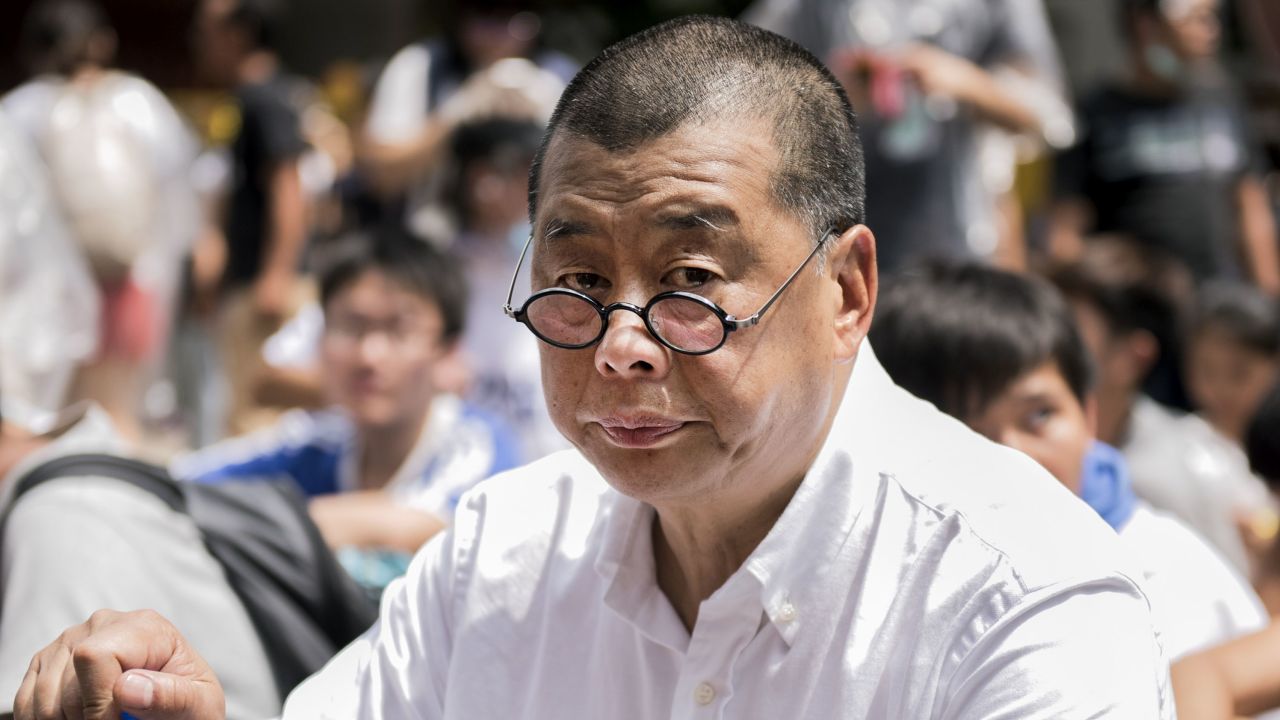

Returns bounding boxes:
[2,0,1280,715]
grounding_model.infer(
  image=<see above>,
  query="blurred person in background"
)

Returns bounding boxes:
[1166,384,1280,720]
[1185,282,1280,448]
[872,260,1268,661]
[441,117,567,460]
[193,0,312,436]
[746,0,1072,275]
[0,108,98,430]
[1050,0,1280,295]
[1051,239,1272,574]
[174,227,518,595]
[359,0,575,236]
[2,0,201,444]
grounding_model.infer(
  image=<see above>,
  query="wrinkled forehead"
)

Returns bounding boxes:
[531,118,787,235]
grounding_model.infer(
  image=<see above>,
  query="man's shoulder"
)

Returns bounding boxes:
[865,383,1141,594]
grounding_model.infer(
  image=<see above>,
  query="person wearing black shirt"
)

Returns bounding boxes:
[1051,0,1280,294]
[194,0,310,434]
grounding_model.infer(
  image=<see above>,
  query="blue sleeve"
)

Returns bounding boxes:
[175,426,344,498]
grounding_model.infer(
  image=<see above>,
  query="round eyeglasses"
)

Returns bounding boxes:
[503,230,834,356]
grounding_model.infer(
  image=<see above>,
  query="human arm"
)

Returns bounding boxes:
[255,159,306,321]
[899,45,1040,134]
[1236,175,1280,295]
[309,490,447,553]
[1172,623,1280,719]
[942,583,1173,719]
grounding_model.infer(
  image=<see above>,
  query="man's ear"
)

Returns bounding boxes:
[1084,392,1100,438]
[829,224,877,364]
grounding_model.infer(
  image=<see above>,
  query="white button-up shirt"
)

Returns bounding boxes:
[286,346,1174,719]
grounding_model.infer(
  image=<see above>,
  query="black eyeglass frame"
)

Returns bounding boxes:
[502,228,837,356]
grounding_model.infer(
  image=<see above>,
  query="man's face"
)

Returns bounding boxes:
[529,118,869,505]
[965,363,1094,494]
[1187,329,1279,439]
[320,270,448,432]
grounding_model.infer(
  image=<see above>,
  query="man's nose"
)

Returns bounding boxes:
[593,307,672,380]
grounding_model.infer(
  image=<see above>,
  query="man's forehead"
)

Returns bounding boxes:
[533,118,782,222]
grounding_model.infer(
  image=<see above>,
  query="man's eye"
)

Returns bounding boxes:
[564,273,606,291]
[667,267,715,288]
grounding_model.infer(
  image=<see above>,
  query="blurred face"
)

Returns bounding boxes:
[965,363,1094,494]
[193,0,245,85]
[1163,0,1221,60]
[321,270,448,432]
[528,118,871,507]
[1187,329,1279,440]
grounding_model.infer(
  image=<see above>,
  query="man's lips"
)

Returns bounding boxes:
[595,416,687,448]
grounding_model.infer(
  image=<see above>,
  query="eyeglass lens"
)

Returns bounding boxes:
[525,293,725,352]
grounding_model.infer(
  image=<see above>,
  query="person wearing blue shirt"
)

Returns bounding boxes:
[174,225,519,591]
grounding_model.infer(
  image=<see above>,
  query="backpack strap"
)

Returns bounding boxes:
[9,453,185,514]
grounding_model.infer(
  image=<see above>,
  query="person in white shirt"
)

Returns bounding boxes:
[14,16,1173,720]
[871,259,1269,663]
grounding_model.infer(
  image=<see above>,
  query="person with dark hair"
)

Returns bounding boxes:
[872,259,1267,662]
[445,117,567,460]
[172,226,518,593]
[2,0,200,442]
[360,0,575,231]
[1050,238,1271,572]
[1050,0,1280,294]
[193,0,313,436]
[17,18,1173,719]
[1186,281,1280,446]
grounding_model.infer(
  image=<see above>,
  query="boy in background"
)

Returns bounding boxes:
[871,260,1267,660]
[174,226,518,592]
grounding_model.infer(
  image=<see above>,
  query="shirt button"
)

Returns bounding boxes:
[694,682,716,706]
[778,601,797,623]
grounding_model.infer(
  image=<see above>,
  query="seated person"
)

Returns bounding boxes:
[174,226,519,590]
[1050,239,1271,573]
[1184,282,1280,453]
[872,260,1268,660]
[15,17,1174,720]
[0,401,281,718]
[1167,385,1280,719]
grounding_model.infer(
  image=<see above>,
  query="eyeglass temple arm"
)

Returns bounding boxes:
[503,233,537,319]
[723,231,834,329]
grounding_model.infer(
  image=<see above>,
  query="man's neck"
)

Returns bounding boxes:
[651,469,804,632]
[356,406,431,491]
[649,365,851,632]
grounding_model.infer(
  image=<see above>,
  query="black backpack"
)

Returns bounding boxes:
[1,453,380,698]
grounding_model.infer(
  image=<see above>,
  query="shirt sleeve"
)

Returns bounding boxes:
[283,510,466,719]
[242,86,308,166]
[941,583,1174,720]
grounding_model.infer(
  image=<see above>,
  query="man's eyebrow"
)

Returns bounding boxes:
[542,218,593,241]
[656,206,740,232]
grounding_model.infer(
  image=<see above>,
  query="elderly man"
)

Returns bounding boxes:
[14,17,1172,720]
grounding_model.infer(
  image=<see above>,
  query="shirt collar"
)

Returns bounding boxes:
[339,394,463,493]
[593,342,901,649]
